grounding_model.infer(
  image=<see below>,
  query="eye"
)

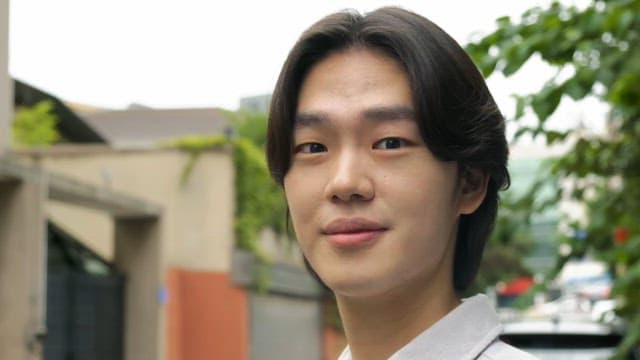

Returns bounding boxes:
[373,137,409,150]
[295,142,327,153]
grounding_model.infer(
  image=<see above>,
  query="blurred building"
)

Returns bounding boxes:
[0,0,9,151]
[507,156,559,274]
[80,105,232,148]
[1,80,328,359]
[508,140,578,277]
[239,94,271,113]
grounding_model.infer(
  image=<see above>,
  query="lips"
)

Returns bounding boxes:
[322,218,387,248]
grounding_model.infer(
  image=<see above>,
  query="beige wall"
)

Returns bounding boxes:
[115,217,165,360]
[31,146,235,272]
[0,173,47,360]
[1,0,11,153]
[10,145,234,359]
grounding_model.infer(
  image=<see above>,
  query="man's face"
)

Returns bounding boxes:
[284,49,474,299]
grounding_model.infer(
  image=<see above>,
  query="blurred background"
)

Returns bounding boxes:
[1,0,638,359]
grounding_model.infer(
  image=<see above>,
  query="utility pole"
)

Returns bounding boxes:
[0,0,11,154]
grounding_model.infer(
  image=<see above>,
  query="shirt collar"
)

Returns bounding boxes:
[338,294,502,360]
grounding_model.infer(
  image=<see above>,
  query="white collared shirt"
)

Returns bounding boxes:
[337,294,537,360]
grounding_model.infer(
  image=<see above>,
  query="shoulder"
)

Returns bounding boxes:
[479,340,538,360]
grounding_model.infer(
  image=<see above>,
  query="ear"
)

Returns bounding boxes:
[458,167,489,215]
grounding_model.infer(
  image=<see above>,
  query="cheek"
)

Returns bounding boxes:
[379,165,460,241]
[283,171,321,237]
[379,163,457,211]
[384,183,458,280]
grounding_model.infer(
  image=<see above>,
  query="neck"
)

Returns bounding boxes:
[336,278,460,360]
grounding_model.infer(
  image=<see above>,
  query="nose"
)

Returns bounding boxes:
[324,149,374,203]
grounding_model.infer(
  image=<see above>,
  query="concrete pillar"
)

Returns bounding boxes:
[0,0,12,153]
[0,176,47,359]
[115,217,165,360]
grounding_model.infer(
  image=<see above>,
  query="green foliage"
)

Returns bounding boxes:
[12,100,60,146]
[233,136,287,257]
[469,192,536,296]
[167,111,287,292]
[468,0,640,356]
[223,109,269,148]
[224,110,288,261]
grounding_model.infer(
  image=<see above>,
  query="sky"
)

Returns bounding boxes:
[8,0,606,138]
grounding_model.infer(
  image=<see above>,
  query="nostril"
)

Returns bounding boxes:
[330,191,372,203]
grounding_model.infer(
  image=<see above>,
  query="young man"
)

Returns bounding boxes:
[267,7,536,360]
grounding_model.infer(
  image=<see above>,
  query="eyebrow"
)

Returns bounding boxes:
[294,105,416,128]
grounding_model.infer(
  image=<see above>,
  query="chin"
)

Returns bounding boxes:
[323,274,392,299]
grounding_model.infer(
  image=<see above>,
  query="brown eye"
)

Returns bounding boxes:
[296,142,327,153]
[373,137,408,150]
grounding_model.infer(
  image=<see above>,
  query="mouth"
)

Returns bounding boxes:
[322,218,387,248]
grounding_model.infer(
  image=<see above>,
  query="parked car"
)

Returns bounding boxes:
[500,316,637,360]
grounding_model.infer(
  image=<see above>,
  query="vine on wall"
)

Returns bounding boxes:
[166,111,288,292]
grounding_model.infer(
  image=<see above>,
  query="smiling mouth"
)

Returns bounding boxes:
[323,218,387,248]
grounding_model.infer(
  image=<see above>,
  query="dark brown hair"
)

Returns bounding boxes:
[266,7,510,292]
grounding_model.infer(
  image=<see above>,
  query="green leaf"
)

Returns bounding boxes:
[502,39,536,76]
[616,9,635,33]
[496,16,511,27]
[564,67,596,100]
[514,95,527,120]
[480,56,498,78]
[531,84,564,123]
[608,72,640,107]
[545,130,568,144]
[513,126,535,140]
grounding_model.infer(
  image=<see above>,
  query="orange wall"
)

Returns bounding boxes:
[168,269,248,360]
